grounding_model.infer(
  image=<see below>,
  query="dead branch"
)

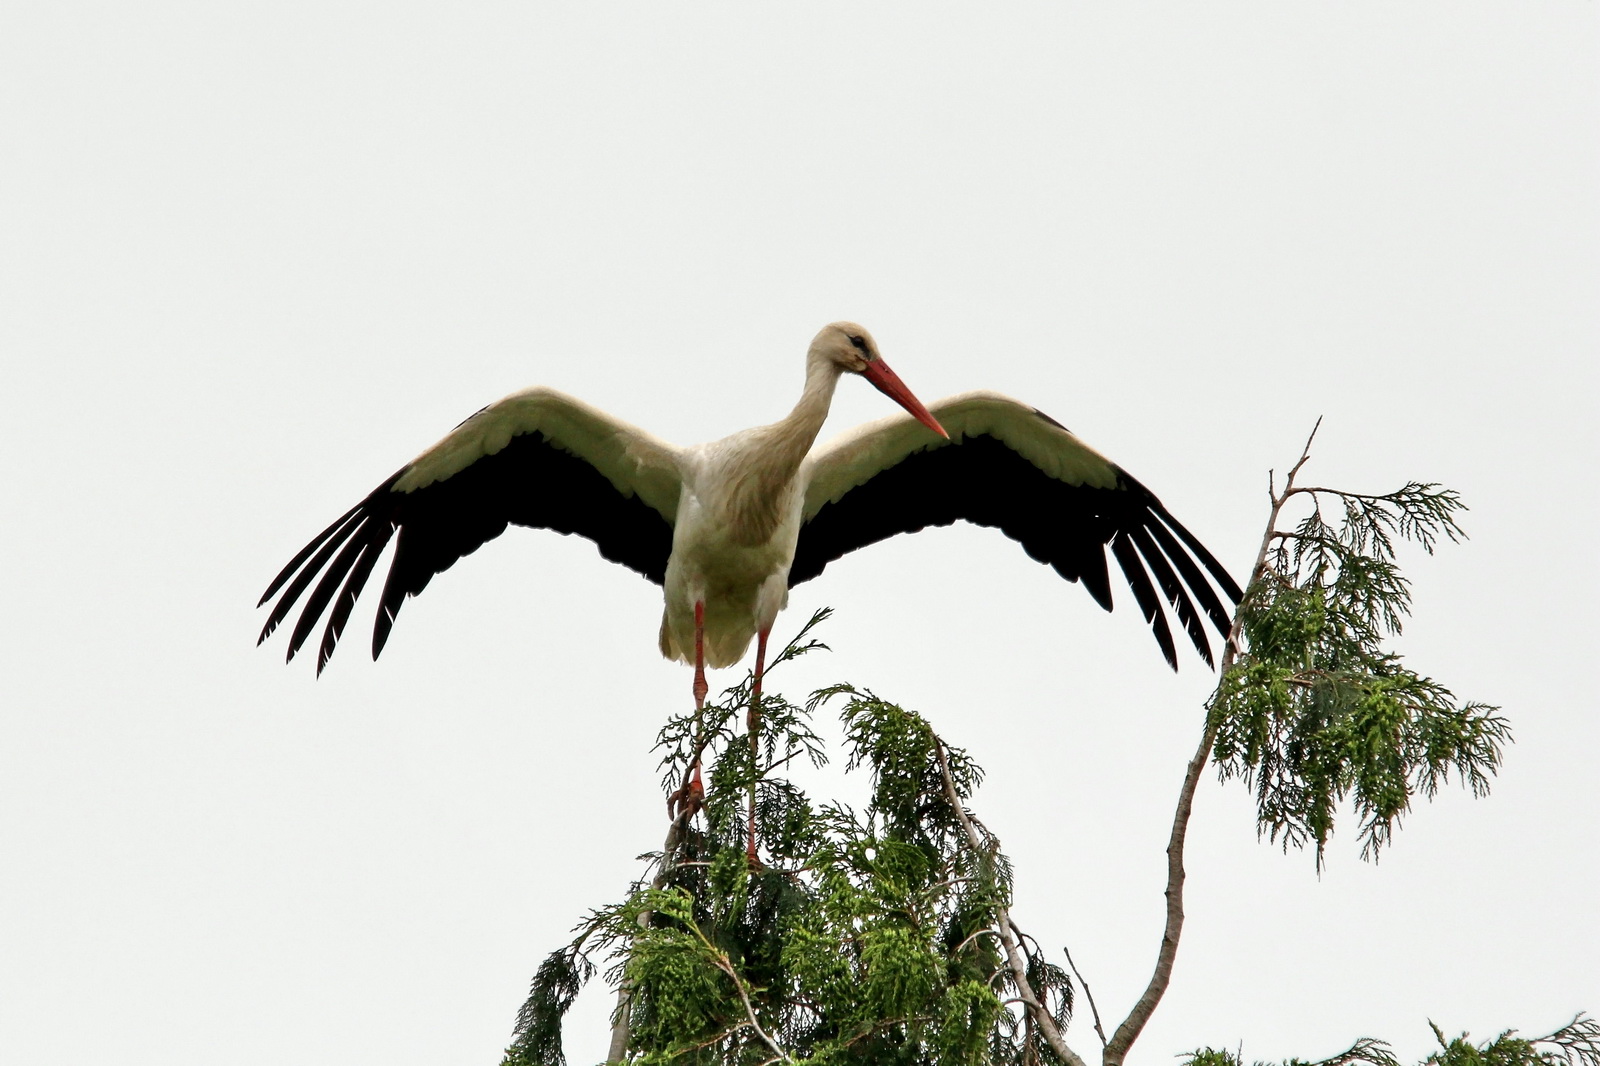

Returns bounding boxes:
[1061,943,1108,1049]
[1103,419,1319,1066]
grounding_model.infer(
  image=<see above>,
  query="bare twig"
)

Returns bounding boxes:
[1061,943,1108,1049]
[831,1016,934,1054]
[680,1020,753,1054]
[954,927,1006,953]
[934,742,1089,1066]
[1104,419,1320,1066]
[705,938,794,1064]
[1287,486,1400,501]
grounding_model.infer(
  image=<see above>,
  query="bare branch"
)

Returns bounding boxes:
[710,950,795,1065]
[1284,418,1322,496]
[680,1020,753,1054]
[1061,944,1108,1050]
[954,928,1005,953]
[1105,420,1321,1066]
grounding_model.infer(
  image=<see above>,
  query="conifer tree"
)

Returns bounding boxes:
[499,426,1585,1066]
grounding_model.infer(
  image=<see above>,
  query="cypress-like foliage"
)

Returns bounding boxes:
[1183,1015,1600,1066]
[499,433,1583,1066]
[503,611,1071,1066]
[1208,480,1510,866]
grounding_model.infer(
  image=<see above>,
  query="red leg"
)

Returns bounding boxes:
[692,600,708,709]
[750,626,768,715]
[747,626,770,864]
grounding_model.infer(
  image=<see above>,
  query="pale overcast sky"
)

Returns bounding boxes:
[3,5,1596,1065]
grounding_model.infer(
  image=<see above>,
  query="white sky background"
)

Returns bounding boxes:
[3,4,1596,1064]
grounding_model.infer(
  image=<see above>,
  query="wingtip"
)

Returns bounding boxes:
[371,611,393,661]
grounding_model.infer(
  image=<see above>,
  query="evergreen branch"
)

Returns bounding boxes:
[766,607,834,673]
[512,567,1525,1066]
[1534,1013,1600,1066]
[505,937,597,1066]
[605,818,688,1064]
[1420,1014,1600,1066]
[933,740,1088,1066]
[563,615,1027,1064]
[704,941,795,1065]
[1309,1036,1402,1066]
[1182,1035,1402,1066]
[1208,453,1505,868]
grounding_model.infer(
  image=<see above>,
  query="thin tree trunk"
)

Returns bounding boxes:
[607,818,686,1063]
[1103,422,1318,1066]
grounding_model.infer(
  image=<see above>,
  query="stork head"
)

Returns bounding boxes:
[810,322,949,439]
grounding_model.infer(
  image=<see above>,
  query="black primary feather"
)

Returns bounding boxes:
[789,432,1239,668]
[259,430,674,674]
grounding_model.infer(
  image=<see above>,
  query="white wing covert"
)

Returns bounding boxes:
[794,391,1240,668]
[258,387,683,673]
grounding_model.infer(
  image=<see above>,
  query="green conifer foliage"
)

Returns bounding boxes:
[500,431,1579,1066]
[1182,1015,1600,1066]
[1207,479,1510,866]
[502,612,1072,1066]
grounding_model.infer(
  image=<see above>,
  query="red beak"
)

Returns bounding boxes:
[861,359,948,439]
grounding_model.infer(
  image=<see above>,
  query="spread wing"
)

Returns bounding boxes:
[258,387,683,673]
[795,391,1241,669]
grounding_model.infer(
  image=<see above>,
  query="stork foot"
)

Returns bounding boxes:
[668,761,705,823]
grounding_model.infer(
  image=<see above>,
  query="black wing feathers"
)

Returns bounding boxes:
[792,433,1239,669]
[1142,506,1239,633]
[258,501,371,610]
[260,431,674,673]
[1126,526,1207,668]
[1109,531,1178,667]
[319,528,391,670]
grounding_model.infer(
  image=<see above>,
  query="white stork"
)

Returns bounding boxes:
[258,322,1240,853]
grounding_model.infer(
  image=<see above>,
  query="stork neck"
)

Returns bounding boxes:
[786,358,843,442]
[732,359,842,496]
[713,360,842,546]
[759,358,839,467]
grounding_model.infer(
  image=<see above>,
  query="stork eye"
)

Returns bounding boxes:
[848,335,868,352]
